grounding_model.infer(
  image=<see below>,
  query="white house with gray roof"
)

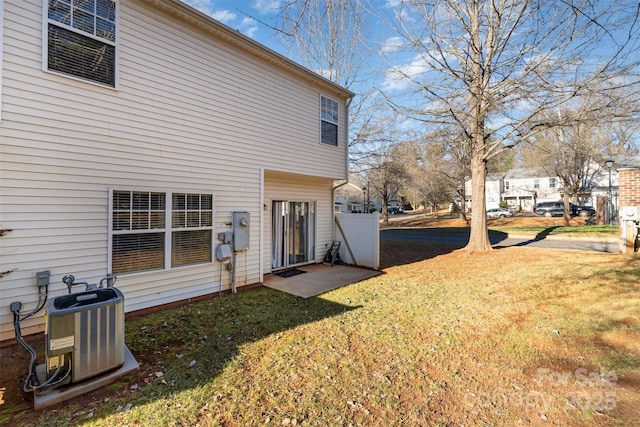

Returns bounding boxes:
[465,166,618,214]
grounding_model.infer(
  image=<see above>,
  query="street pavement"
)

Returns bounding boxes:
[380,228,618,253]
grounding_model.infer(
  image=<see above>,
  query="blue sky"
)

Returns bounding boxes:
[180,0,291,53]
[179,0,398,75]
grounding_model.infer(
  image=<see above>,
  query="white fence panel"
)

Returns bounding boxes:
[334,213,380,269]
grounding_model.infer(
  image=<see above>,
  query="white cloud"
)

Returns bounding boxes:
[181,0,219,17]
[253,0,281,14]
[380,37,405,54]
[240,17,259,38]
[180,1,264,39]
[381,55,429,92]
[211,9,237,24]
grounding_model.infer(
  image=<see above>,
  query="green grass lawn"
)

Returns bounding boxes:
[4,242,639,426]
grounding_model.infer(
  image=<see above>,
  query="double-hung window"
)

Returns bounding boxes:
[171,193,213,268]
[111,190,213,275]
[320,96,339,146]
[46,0,117,87]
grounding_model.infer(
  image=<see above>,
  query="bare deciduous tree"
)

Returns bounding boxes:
[529,115,602,225]
[382,0,640,252]
[367,155,410,222]
[356,115,412,221]
[519,90,640,224]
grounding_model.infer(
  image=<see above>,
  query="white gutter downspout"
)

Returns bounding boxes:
[332,180,350,243]
[330,95,355,251]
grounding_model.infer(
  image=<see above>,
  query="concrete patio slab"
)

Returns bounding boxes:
[262,264,381,298]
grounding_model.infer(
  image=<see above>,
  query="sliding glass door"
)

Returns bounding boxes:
[272,201,316,270]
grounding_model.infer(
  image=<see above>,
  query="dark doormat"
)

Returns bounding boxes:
[275,268,307,278]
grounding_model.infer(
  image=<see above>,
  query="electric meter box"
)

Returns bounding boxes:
[232,211,250,251]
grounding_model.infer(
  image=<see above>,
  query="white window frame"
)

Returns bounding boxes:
[108,188,214,276]
[320,95,339,146]
[43,0,119,88]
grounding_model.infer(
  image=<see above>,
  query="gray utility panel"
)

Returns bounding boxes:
[233,211,250,251]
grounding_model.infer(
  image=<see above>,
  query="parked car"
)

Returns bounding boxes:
[387,205,404,214]
[534,201,596,217]
[573,205,596,217]
[487,208,514,218]
[534,201,565,217]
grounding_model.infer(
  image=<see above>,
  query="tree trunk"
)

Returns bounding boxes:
[458,177,468,221]
[464,2,492,253]
[382,195,389,223]
[562,190,571,226]
[466,155,493,252]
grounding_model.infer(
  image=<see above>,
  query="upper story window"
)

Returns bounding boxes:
[46,0,117,87]
[320,96,339,146]
[505,181,510,190]
[549,178,556,188]
[534,179,540,189]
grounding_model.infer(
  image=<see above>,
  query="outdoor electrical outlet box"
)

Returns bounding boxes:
[216,244,232,261]
[218,231,233,243]
[232,211,250,251]
[36,270,50,288]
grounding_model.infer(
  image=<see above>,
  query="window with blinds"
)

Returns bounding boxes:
[171,194,213,268]
[111,190,213,275]
[47,0,117,87]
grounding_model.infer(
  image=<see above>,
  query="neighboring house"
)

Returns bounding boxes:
[503,167,559,211]
[334,183,365,213]
[0,0,354,341]
[464,166,618,213]
[464,172,505,212]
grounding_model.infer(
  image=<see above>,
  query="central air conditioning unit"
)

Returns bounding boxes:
[620,206,640,221]
[12,273,138,410]
[45,287,125,383]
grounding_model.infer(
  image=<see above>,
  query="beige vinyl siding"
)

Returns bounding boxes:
[0,0,349,340]
[263,171,335,274]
